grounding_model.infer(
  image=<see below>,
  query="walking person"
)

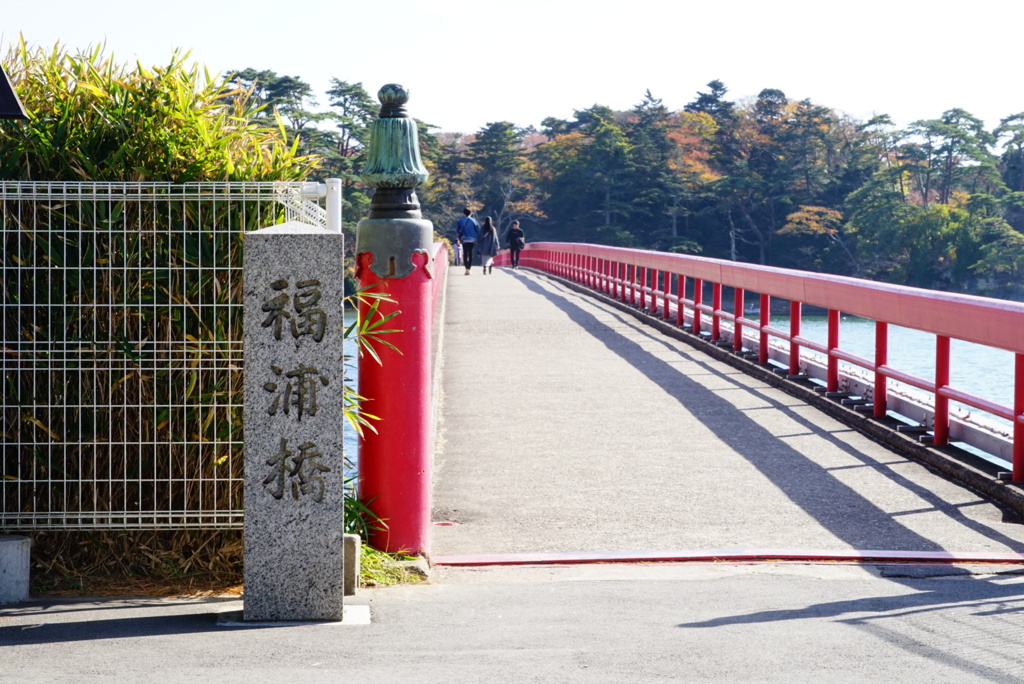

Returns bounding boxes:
[476,217,499,275]
[456,208,479,275]
[506,220,525,270]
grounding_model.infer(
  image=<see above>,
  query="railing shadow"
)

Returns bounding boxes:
[511,270,1024,553]
[0,599,247,646]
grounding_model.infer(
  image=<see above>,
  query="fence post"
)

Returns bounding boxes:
[355,85,434,555]
[325,178,343,233]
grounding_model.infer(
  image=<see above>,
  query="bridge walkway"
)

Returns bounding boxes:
[431,265,1024,560]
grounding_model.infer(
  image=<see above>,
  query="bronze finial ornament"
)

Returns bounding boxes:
[355,84,434,280]
[360,84,429,220]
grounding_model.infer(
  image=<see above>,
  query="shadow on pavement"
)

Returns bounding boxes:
[513,271,1024,554]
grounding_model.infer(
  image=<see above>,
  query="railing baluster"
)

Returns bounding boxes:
[789,301,802,376]
[1015,353,1024,482]
[874,321,888,418]
[734,287,745,352]
[693,278,703,335]
[663,273,670,320]
[712,282,722,341]
[676,274,685,327]
[651,269,658,314]
[759,293,770,364]
[640,267,648,310]
[651,269,659,315]
[934,335,951,446]
[827,309,840,392]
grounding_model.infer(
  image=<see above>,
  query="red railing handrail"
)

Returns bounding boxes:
[525,242,1024,355]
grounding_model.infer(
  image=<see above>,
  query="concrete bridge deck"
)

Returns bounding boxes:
[432,265,1024,560]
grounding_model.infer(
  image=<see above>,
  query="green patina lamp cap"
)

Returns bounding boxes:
[378,84,409,118]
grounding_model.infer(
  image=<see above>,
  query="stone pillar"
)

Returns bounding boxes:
[356,84,435,554]
[243,222,346,622]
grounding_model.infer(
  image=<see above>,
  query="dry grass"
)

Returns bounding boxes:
[29,530,244,597]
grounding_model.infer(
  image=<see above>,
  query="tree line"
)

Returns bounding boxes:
[240,69,1024,298]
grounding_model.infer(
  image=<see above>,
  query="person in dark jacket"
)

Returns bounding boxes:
[476,217,499,275]
[506,220,525,270]
[456,208,479,275]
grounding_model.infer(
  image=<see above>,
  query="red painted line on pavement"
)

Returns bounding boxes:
[432,549,1024,567]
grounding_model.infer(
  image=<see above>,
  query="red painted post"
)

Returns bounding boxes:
[733,288,744,352]
[693,278,703,335]
[874,321,889,418]
[663,274,671,321]
[789,301,801,376]
[676,274,686,328]
[712,282,722,341]
[650,269,658,315]
[1015,353,1024,481]
[648,268,654,311]
[934,335,951,446]
[630,265,637,306]
[648,269,656,314]
[827,309,840,392]
[759,293,770,364]
[653,270,660,314]
[356,85,433,555]
[661,273,669,320]
[639,267,647,310]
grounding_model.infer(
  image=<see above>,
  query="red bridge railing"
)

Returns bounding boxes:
[503,243,1024,481]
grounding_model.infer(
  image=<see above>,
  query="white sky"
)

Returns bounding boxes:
[5,0,1022,136]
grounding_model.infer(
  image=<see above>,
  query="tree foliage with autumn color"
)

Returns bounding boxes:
[101,55,1024,299]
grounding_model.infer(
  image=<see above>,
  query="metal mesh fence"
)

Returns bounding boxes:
[1,181,326,529]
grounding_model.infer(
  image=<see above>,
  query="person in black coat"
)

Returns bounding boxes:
[506,220,525,270]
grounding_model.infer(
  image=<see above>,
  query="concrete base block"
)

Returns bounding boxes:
[344,533,360,595]
[0,535,30,604]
